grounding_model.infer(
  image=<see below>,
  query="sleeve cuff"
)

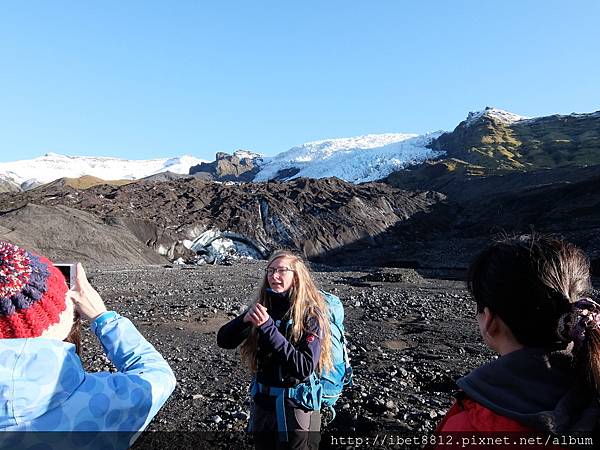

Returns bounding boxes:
[91,311,119,335]
[258,316,274,333]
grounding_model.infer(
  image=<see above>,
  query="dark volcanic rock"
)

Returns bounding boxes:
[383,163,600,271]
[360,268,425,284]
[0,203,168,264]
[139,171,190,183]
[3,164,600,273]
[189,151,261,182]
[388,163,600,202]
[0,177,444,263]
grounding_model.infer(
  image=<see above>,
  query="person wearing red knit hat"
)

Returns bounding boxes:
[0,240,176,450]
[0,240,77,340]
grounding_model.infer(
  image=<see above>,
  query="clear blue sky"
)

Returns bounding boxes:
[1,0,598,162]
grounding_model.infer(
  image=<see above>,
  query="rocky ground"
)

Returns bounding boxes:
[75,261,501,448]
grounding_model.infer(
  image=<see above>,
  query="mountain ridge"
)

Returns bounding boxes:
[2,107,599,191]
[428,107,600,172]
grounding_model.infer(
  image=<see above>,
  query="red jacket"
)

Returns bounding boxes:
[434,397,566,449]
[433,348,599,448]
[437,397,533,432]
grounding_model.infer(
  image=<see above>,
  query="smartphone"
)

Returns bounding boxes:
[55,262,81,353]
[55,263,77,288]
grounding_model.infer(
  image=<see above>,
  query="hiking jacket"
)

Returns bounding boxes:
[436,396,536,433]
[0,313,176,450]
[436,346,600,435]
[216,291,321,407]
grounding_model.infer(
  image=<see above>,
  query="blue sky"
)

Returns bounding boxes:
[1,0,598,162]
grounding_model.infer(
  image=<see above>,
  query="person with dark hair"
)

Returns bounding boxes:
[217,250,333,449]
[0,241,176,449]
[435,234,600,439]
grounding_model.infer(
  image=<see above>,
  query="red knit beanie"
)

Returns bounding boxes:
[0,241,69,338]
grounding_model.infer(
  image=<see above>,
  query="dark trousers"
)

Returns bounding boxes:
[251,401,321,450]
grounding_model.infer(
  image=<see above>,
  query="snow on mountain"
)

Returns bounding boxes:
[0,153,208,188]
[1,131,446,187]
[232,149,262,160]
[465,107,528,127]
[254,132,445,183]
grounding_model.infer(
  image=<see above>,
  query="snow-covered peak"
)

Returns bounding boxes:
[465,107,528,127]
[0,153,208,188]
[255,132,444,183]
[232,149,262,161]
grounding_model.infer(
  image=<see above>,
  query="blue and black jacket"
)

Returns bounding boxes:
[0,313,176,449]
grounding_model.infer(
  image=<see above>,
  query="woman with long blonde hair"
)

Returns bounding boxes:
[217,250,332,449]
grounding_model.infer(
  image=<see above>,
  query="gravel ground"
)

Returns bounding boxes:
[78,262,496,448]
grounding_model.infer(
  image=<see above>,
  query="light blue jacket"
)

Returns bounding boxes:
[0,313,176,449]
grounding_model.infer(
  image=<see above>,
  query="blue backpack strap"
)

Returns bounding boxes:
[309,373,318,409]
[270,386,288,442]
[252,381,290,442]
[329,308,353,386]
[250,377,258,396]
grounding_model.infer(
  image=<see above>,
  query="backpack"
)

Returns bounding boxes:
[287,290,353,414]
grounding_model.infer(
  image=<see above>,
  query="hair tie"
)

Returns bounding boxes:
[557,298,600,349]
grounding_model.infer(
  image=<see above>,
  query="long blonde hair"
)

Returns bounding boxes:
[240,250,333,374]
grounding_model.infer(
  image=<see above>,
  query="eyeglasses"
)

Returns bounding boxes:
[264,267,294,276]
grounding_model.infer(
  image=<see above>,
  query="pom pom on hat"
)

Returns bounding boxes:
[0,241,32,298]
[0,241,70,339]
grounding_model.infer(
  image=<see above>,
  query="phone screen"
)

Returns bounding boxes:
[55,263,75,288]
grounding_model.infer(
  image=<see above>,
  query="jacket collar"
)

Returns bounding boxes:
[265,289,292,319]
[457,345,600,433]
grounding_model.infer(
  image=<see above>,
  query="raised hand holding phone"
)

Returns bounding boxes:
[67,263,108,321]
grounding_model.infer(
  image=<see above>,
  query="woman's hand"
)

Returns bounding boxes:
[243,303,270,327]
[67,263,108,321]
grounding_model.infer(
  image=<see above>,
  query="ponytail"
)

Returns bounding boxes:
[586,330,600,392]
[557,298,600,392]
